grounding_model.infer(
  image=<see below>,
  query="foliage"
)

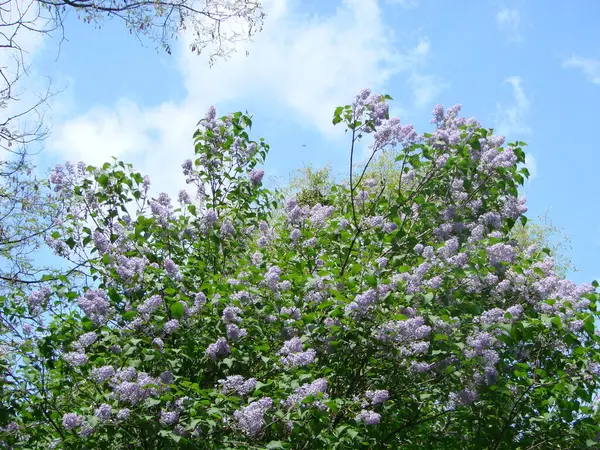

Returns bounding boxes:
[1,91,600,449]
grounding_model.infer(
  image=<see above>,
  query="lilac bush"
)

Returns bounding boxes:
[1,91,600,449]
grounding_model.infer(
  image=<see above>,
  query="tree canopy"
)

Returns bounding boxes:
[1,91,599,449]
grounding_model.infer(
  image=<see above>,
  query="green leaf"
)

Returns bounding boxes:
[171,302,185,320]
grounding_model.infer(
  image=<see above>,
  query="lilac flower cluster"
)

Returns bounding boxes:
[164,258,182,280]
[93,229,112,254]
[345,288,379,316]
[91,365,116,382]
[355,409,381,425]
[63,351,88,367]
[115,255,147,283]
[74,331,98,349]
[226,323,248,341]
[94,404,112,421]
[159,410,180,426]
[163,319,180,334]
[150,192,173,227]
[62,412,84,430]
[218,375,257,395]
[377,317,431,344]
[475,305,523,325]
[77,289,113,325]
[264,266,282,291]
[222,306,243,324]
[137,295,163,320]
[279,337,316,368]
[487,243,516,265]
[233,398,273,436]
[282,378,328,409]
[205,338,231,360]
[27,287,51,312]
[249,168,264,185]
[110,369,163,405]
[364,389,389,405]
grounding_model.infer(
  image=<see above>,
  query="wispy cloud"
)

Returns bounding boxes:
[386,0,420,9]
[496,7,522,43]
[494,76,535,181]
[524,153,537,182]
[48,0,441,198]
[494,76,530,137]
[408,73,448,109]
[562,55,600,85]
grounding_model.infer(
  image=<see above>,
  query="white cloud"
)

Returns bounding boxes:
[493,76,535,181]
[494,76,530,137]
[386,0,420,8]
[408,73,448,109]
[496,7,522,43]
[524,153,537,182]
[48,0,443,197]
[562,55,600,84]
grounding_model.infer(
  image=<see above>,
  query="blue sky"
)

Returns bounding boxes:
[14,0,600,284]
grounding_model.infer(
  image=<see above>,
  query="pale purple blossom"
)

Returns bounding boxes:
[163,319,180,334]
[206,338,230,360]
[233,398,273,436]
[62,413,84,430]
[355,410,381,425]
[77,289,113,324]
[95,404,112,421]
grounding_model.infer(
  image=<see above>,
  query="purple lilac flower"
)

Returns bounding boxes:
[137,295,163,319]
[249,169,264,185]
[290,228,301,242]
[150,193,173,226]
[93,230,112,254]
[281,306,301,321]
[75,331,98,349]
[487,243,516,265]
[153,338,164,351]
[309,204,335,228]
[449,388,478,409]
[95,404,112,421]
[63,351,88,367]
[160,410,180,426]
[189,292,206,314]
[282,378,328,409]
[164,258,182,280]
[233,398,273,436]
[218,375,257,395]
[377,317,431,344]
[304,237,317,248]
[116,408,131,421]
[77,289,113,324]
[28,287,51,311]
[279,337,316,368]
[264,266,282,291]
[92,365,116,382]
[62,413,84,430]
[251,251,263,266]
[220,220,235,238]
[178,190,191,204]
[365,390,389,405]
[205,209,218,227]
[355,410,381,425]
[163,319,180,334]
[222,306,243,324]
[116,256,147,283]
[345,289,379,316]
[226,323,248,341]
[205,338,230,360]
